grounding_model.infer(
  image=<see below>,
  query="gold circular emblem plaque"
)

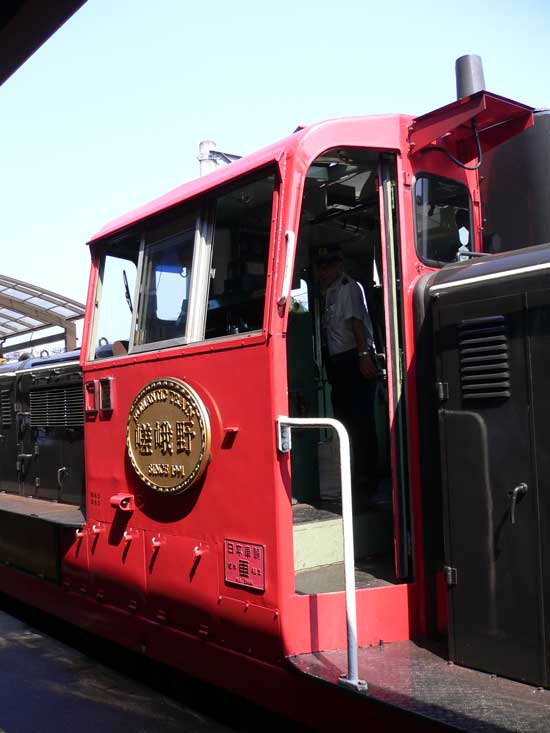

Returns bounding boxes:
[126,378,211,494]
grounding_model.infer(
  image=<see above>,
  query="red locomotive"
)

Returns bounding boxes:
[2,56,550,729]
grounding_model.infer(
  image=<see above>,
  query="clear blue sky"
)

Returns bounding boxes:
[1,0,548,307]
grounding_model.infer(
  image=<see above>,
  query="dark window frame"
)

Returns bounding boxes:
[203,168,277,343]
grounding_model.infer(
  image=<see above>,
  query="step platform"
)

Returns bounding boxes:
[292,501,393,572]
[0,492,85,583]
[289,640,550,731]
[0,491,84,526]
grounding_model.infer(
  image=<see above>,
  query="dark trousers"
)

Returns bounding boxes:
[326,349,379,494]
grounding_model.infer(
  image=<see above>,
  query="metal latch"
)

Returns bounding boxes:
[508,483,528,525]
[444,565,457,586]
[16,453,33,472]
[57,466,68,488]
[436,381,449,401]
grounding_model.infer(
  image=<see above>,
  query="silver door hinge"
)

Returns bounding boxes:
[436,381,449,401]
[277,422,292,453]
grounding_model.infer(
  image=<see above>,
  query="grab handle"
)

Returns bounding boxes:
[508,483,528,525]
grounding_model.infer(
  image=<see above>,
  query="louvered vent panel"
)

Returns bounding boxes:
[30,385,84,427]
[0,390,12,428]
[459,315,511,401]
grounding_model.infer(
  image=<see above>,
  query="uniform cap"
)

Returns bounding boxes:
[315,245,343,264]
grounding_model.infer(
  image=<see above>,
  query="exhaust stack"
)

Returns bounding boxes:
[455,54,485,100]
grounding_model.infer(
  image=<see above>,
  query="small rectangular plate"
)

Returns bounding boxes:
[224,539,265,591]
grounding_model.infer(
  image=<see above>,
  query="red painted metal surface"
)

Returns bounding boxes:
[284,583,422,656]
[409,91,533,154]
[0,562,443,731]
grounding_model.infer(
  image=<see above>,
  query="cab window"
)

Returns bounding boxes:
[89,235,139,360]
[205,172,275,339]
[414,175,472,265]
[90,167,276,359]
[133,209,197,350]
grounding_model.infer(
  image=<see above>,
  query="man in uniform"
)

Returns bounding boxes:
[317,246,379,504]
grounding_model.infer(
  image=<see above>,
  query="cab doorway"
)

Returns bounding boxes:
[286,148,411,594]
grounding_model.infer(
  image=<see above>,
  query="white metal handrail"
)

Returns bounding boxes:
[277,416,368,693]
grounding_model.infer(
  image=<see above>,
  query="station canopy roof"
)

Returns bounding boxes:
[0,1,86,86]
[0,274,85,355]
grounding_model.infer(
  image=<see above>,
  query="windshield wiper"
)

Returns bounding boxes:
[123,270,133,313]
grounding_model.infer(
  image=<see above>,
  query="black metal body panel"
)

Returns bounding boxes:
[0,512,60,583]
[481,110,550,254]
[413,273,445,634]
[0,356,85,585]
[16,362,84,504]
[0,357,84,504]
[0,374,18,492]
[430,244,550,686]
[427,240,550,291]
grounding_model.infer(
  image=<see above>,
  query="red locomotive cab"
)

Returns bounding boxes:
[72,88,538,721]
[80,124,421,672]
